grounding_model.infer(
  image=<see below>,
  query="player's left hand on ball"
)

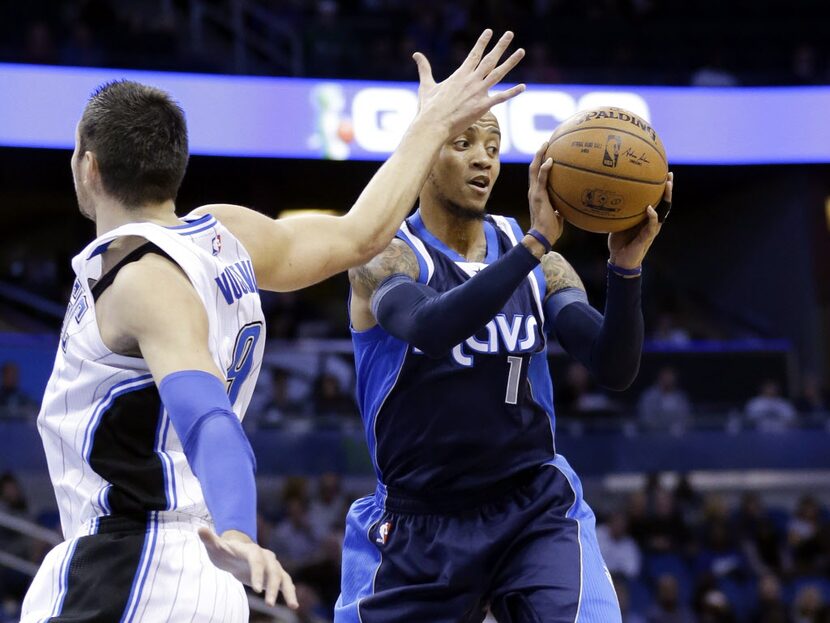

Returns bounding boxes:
[608,171,672,270]
[199,528,299,609]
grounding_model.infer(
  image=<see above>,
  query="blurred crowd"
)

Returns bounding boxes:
[2,352,829,432]
[1,0,829,86]
[2,469,830,622]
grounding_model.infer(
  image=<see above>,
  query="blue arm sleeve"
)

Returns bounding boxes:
[371,242,540,358]
[158,370,257,540]
[544,271,644,390]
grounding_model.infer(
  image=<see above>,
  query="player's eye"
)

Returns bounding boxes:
[454,140,470,149]
[487,145,499,156]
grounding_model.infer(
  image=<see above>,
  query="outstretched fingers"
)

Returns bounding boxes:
[488,83,526,107]
[485,47,526,88]
[475,31,515,76]
[460,29,494,72]
[412,52,435,88]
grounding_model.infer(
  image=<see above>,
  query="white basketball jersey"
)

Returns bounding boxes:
[37,212,266,539]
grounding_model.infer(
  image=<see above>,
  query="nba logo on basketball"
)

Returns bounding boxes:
[376,522,393,545]
[602,135,621,168]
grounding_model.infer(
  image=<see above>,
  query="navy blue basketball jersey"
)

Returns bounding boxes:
[351,210,559,497]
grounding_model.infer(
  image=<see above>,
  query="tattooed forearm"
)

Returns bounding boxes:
[541,252,585,299]
[349,238,420,298]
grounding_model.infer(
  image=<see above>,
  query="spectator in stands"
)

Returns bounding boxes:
[690,49,739,86]
[650,312,692,346]
[0,362,36,418]
[745,379,797,432]
[734,492,789,575]
[790,43,820,85]
[294,530,342,614]
[261,367,307,427]
[269,494,324,571]
[750,573,789,623]
[789,495,824,575]
[673,473,701,521]
[647,574,695,623]
[792,585,826,623]
[627,490,651,548]
[597,511,642,580]
[555,362,618,418]
[645,487,691,554]
[698,589,736,623]
[695,518,749,581]
[0,472,31,613]
[309,472,348,535]
[312,372,357,423]
[293,583,329,623]
[21,21,58,65]
[59,22,105,67]
[613,576,647,623]
[520,41,563,84]
[795,373,829,419]
[638,367,692,433]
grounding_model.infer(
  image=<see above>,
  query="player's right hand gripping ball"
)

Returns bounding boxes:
[544,106,668,233]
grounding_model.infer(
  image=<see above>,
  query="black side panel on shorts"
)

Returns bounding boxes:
[89,385,167,515]
[51,529,147,622]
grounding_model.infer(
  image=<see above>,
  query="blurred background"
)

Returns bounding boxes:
[1,1,830,622]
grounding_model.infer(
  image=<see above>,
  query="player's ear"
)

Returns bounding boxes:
[82,151,100,187]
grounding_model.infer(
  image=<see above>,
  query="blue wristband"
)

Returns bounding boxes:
[527,229,552,253]
[607,261,642,277]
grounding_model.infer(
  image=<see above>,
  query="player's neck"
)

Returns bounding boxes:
[94,199,181,236]
[420,203,486,261]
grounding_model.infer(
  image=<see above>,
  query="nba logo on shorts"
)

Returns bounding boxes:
[376,522,393,545]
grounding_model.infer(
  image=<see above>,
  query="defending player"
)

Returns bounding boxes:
[21,30,525,622]
[342,108,672,622]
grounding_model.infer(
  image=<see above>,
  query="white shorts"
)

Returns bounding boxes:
[21,515,248,622]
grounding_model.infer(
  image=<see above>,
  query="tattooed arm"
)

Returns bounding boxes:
[541,252,644,391]
[541,252,585,299]
[349,239,420,331]
[349,234,543,356]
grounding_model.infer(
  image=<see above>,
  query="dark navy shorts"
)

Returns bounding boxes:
[334,455,621,623]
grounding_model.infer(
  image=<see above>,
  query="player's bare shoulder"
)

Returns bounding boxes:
[349,238,419,299]
[540,252,585,299]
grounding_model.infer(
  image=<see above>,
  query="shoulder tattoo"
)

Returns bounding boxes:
[349,238,419,298]
[541,252,585,299]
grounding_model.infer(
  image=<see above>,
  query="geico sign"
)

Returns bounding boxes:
[351,88,651,155]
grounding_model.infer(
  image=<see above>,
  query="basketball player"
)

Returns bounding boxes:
[21,30,526,622]
[341,111,673,622]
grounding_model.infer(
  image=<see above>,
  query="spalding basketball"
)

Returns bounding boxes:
[545,107,668,233]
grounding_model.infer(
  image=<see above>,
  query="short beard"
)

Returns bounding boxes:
[445,200,485,222]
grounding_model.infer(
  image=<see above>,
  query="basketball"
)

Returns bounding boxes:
[545,106,668,233]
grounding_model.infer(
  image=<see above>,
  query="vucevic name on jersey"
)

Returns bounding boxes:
[351,212,558,497]
[40,213,265,540]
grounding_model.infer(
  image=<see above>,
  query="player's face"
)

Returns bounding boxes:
[427,113,501,219]
[71,124,95,221]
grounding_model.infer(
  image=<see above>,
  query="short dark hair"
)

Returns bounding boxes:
[78,80,189,208]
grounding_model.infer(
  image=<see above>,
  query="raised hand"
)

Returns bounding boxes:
[608,171,673,270]
[413,30,525,139]
[198,528,298,609]
[527,141,564,250]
